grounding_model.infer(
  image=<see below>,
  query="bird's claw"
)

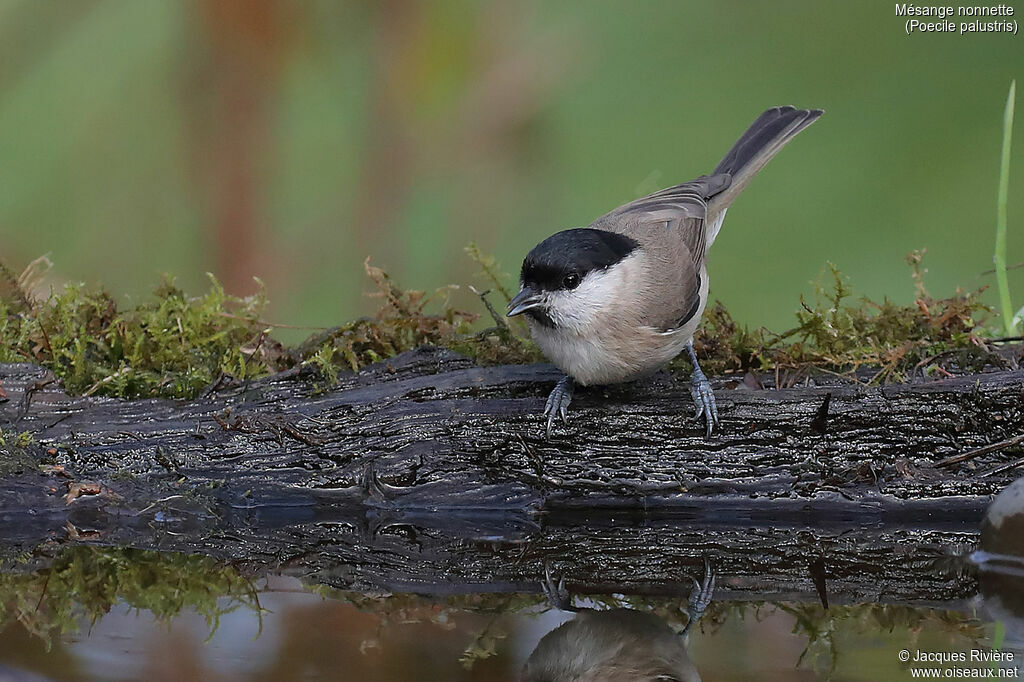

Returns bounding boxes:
[543,376,574,438]
[688,557,716,617]
[690,368,719,437]
[541,562,576,612]
[682,557,716,636]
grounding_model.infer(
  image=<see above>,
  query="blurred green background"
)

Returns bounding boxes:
[1,0,1022,340]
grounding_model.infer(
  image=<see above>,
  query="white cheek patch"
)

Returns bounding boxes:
[546,252,644,332]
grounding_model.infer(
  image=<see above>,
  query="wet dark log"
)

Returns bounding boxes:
[0,497,981,609]
[0,347,1018,603]
[3,346,1022,513]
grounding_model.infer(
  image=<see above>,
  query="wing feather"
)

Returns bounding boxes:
[590,174,730,269]
[587,175,728,331]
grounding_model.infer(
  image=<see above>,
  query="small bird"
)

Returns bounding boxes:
[521,561,715,682]
[507,106,823,437]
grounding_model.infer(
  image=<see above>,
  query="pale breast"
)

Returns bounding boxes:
[529,316,697,386]
[527,253,710,386]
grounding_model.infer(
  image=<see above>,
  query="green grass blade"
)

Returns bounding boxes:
[995,80,1016,336]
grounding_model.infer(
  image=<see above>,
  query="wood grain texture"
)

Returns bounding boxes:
[1,347,1018,604]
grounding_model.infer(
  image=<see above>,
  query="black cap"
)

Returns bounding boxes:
[521,228,639,291]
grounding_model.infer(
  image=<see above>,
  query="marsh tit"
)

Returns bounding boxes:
[521,561,716,682]
[507,106,823,437]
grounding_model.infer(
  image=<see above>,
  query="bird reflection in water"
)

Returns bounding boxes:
[521,559,715,682]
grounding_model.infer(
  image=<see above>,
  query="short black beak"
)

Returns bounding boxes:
[507,287,543,317]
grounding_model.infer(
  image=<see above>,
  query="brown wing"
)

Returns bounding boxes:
[588,175,729,331]
[591,174,730,269]
[578,107,823,332]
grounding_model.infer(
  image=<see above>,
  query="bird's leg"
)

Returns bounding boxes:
[542,375,574,438]
[541,562,579,612]
[681,557,716,638]
[686,341,719,437]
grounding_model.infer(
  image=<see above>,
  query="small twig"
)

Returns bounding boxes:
[468,286,510,334]
[83,366,131,396]
[16,377,56,423]
[465,243,514,302]
[933,433,1024,469]
[33,569,52,615]
[0,259,35,311]
[240,330,268,380]
[980,455,1024,478]
[814,366,865,385]
[212,411,233,430]
[217,312,331,331]
[278,421,325,446]
[199,372,233,399]
[134,495,186,516]
[980,260,1024,276]
[37,322,54,361]
[913,350,957,380]
[866,366,886,385]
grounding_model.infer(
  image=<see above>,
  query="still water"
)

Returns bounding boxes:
[0,533,1020,682]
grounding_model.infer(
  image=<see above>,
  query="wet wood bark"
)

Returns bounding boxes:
[0,347,1020,604]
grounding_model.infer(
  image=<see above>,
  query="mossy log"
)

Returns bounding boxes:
[1,347,1019,604]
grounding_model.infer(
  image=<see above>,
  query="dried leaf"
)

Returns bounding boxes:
[64,482,103,505]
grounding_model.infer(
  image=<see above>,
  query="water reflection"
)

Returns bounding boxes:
[521,561,713,681]
[0,540,1012,681]
[974,476,1024,653]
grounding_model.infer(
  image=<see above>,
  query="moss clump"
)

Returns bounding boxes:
[0,545,260,646]
[0,249,1000,400]
[454,244,545,366]
[0,255,541,400]
[293,251,542,381]
[303,585,985,672]
[292,259,482,380]
[0,430,34,449]
[773,601,985,676]
[0,429,37,477]
[690,252,992,383]
[1,259,280,399]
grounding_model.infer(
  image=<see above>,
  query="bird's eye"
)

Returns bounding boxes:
[563,273,581,290]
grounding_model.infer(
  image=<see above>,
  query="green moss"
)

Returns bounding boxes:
[0,250,998,401]
[774,601,985,677]
[689,252,991,383]
[0,429,37,477]
[290,259,481,376]
[0,545,260,647]
[0,430,34,448]
[0,250,540,403]
[1,260,276,398]
[0,550,984,662]
[305,586,984,672]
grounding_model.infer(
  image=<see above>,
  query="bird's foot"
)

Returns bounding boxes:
[682,557,716,637]
[542,376,574,438]
[689,367,719,437]
[541,562,578,612]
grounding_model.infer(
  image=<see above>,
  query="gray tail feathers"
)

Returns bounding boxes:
[708,106,823,213]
